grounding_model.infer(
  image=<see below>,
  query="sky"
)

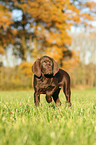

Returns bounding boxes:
[12,9,22,22]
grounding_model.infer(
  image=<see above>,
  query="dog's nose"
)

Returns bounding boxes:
[48,68,52,71]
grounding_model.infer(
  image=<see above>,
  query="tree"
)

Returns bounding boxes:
[0,0,95,69]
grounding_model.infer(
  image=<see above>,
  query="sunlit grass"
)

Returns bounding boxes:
[0,88,96,145]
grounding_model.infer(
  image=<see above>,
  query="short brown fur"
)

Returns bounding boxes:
[32,56,71,107]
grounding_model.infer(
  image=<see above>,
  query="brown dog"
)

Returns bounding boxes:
[32,56,71,107]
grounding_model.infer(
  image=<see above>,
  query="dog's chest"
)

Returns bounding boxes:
[38,77,58,93]
[40,77,52,88]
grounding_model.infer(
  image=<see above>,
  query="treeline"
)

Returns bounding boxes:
[0,63,96,90]
[71,63,96,88]
[0,63,32,90]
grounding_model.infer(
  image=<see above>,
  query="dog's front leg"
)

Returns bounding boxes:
[46,95,52,103]
[46,86,58,103]
[34,92,40,106]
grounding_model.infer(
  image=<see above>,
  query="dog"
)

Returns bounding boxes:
[32,56,71,107]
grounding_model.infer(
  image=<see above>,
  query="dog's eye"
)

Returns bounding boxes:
[49,63,52,66]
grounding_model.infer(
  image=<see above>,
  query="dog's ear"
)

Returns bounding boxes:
[32,59,41,77]
[52,59,59,76]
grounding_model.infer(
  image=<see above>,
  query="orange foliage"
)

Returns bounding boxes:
[0,46,5,55]
[0,4,15,54]
[16,0,94,67]
[19,62,33,76]
[0,4,12,29]
[62,50,80,71]
[86,2,96,9]
[0,0,95,70]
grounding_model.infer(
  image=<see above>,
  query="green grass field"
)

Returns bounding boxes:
[0,88,96,145]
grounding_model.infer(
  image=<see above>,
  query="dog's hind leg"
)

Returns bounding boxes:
[63,82,71,107]
[52,88,61,106]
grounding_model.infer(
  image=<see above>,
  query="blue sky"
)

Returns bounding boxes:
[12,9,22,21]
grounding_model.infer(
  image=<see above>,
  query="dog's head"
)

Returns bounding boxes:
[32,56,59,77]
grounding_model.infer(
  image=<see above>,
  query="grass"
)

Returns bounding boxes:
[0,88,96,145]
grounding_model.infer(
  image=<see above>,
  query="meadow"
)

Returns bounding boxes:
[0,88,96,145]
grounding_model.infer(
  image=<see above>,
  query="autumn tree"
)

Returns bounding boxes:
[0,0,96,69]
[0,3,12,55]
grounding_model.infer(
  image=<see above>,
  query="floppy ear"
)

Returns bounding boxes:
[52,59,59,76]
[32,59,41,77]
